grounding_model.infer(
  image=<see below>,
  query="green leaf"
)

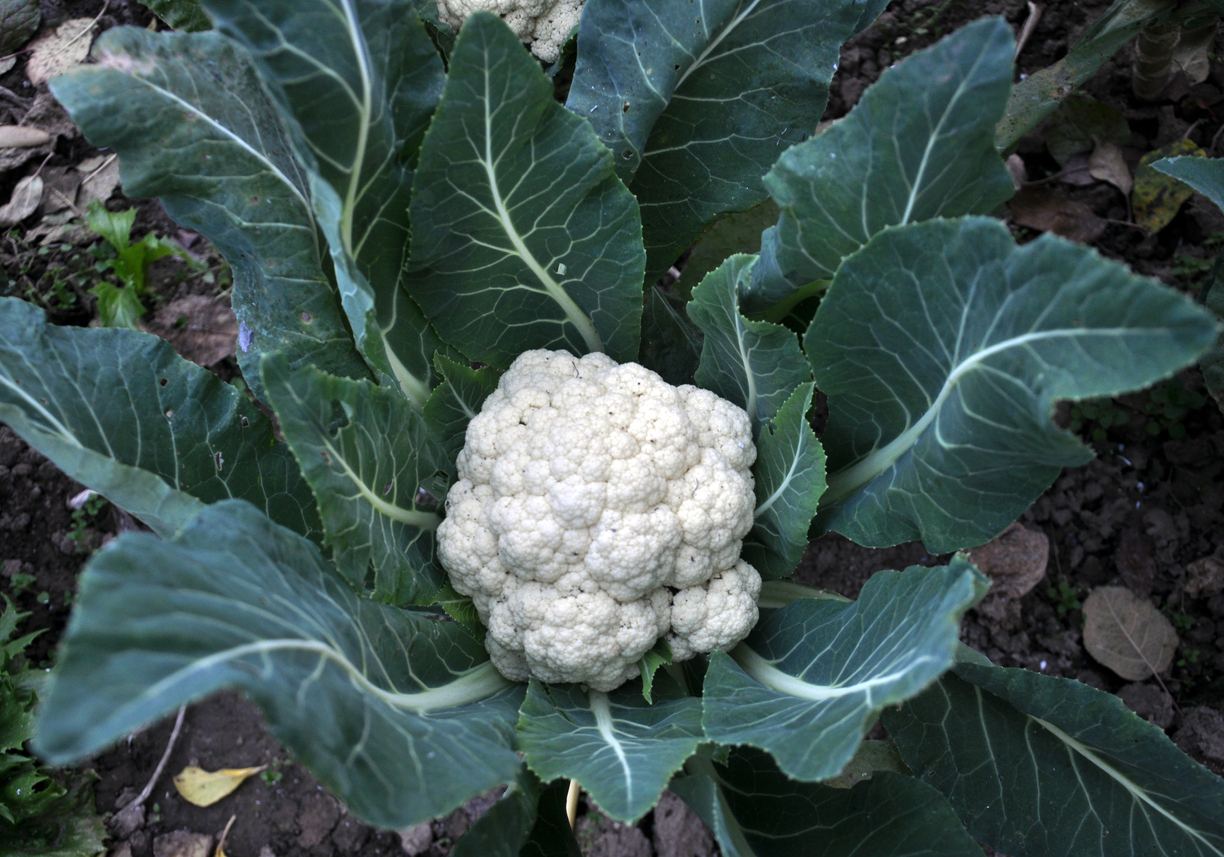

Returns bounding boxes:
[687,255,811,431]
[0,298,319,539]
[409,12,644,367]
[885,662,1224,857]
[996,0,1169,151]
[750,18,1016,310]
[143,0,211,31]
[674,748,983,857]
[262,355,448,606]
[567,0,871,280]
[450,766,541,857]
[520,777,582,857]
[636,639,672,705]
[50,29,369,402]
[702,557,986,782]
[0,0,40,56]
[517,675,703,822]
[90,281,146,330]
[1152,156,1224,408]
[35,501,523,830]
[423,355,501,470]
[202,0,447,408]
[84,202,133,253]
[808,217,1221,552]
[743,382,825,580]
[638,286,703,388]
[678,201,779,301]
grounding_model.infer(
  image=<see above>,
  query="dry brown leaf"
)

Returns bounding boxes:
[1005,153,1026,190]
[152,830,212,857]
[1088,139,1133,196]
[172,765,266,808]
[25,17,96,85]
[1010,186,1107,244]
[1082,586,1179,681]
[967,522,1048,625]
[0,125,50,148]
[1185,555,1224,598]
[0,174,42,228]
[77,155,121,209]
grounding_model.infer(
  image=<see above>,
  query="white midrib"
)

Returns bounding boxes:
[673,0,764,93]
[822,326,1129,505]
[734,645,934,702]
[140,639,511,713]
[111,63,313,217]
[479,66,604,355]
[0,375,81,445]
[590,690,633,806]
[734,314,759,424]
[340,0,372,257]
[899,54,978,224]
[321,434,440,529]
[1033,716,1224,855]
[754,434,805,518]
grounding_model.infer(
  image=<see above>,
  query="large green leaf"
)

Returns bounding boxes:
[408,12,644,367]
[749,18,1016,311]
[687,255,811,431]
[34,501,523,830]
[702,558,986,782]
[517,676,703,822]
[743,383,826,580]
[450,766,541,857]
[638,286,703,388]
[50,29,368,402]
[262,356,448,606]
[673,749,983,857]
[1152,155,1224,406]
[567,0,873,280]
[0,299,318,539]
[808,217,1221,552]
[422,355,501,470]
[885,662,1224,857]
[201,0,446,408]
[144,0,211,30]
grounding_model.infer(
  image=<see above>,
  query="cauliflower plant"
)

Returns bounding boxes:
[436,0,582,63]
[437,350,761,692]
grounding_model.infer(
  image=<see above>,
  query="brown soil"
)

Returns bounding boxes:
[2,0,1223,855]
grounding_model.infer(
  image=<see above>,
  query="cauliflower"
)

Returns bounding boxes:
[437,0,583,63]
[437,349,762,691]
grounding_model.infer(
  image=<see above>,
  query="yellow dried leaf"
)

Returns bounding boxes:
[173,765,266,807]
[25,17,97,86]
[1132,140,1206,233]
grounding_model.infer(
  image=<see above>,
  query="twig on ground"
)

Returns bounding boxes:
[565,779,580,829]
[1015,3,1043,58]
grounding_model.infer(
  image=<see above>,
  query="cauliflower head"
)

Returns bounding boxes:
[437,349,762,691]
[437,0,583,63]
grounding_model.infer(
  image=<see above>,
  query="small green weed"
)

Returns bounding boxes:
[1047,580,1083,615]
[8,572,36,597]
[66,494,108,555]
[1068,398,1130,444]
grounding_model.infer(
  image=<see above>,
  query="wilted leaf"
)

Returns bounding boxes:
[1082,585,1178,681]
[0,0,40,56]
[0,126,50,148]
[1009,186,1107,243]
[25,17,96,85]
[822,739,911,789]
[1043,94,1130,166]
[1133,140,1206,233]
[1088,138,1133,195]
[965,522,1048,624]
[1185,555,1224,598]
[173,766,266,807]
[0,174,41,228]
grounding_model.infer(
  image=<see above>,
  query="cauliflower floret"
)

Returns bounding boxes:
[436,349,761,691]
[437,0,584,63]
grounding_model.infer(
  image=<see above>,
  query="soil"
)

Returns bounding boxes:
[1,1,1223,856]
